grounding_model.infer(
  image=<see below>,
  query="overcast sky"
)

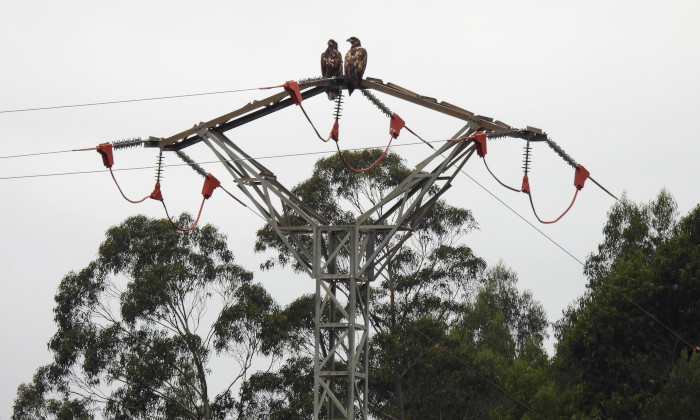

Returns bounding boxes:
[2,1,699,417]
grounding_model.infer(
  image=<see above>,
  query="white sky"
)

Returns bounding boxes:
[2,0,699,417]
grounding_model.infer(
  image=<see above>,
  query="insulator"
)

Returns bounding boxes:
[487,129,526,140]
[175,150,208,178]
[522,140,532,175]
[333,91,344,121]
[112,137,144,149]
[360,90,393,118]
[297,76,326,88]
[546,138,577,168]
[155,151,164,183]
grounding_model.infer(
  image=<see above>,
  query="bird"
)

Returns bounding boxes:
[344,36,367,96]
[321,39,343,100]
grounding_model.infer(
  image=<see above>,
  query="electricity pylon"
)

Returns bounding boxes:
[148,77,545,419]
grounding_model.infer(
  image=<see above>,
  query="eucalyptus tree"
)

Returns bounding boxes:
[14,215,283,420]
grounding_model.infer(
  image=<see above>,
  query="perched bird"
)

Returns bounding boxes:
[321,39,343,100]
[344,36,367,96]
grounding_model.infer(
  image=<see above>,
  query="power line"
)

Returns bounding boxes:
[0,149,76,160]
[0,149,338,180]
[0,139,462,178]
[460,167,585,266]
[0,87,261,115]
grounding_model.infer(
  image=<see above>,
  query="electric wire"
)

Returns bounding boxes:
[0,87,261,114]
[161,198,206,232]
[335,136,394,173]
[109,168,151,204]
[482,157,521,192]
[0,139,449,179]
[0,149,76,159]
[528,189,579,224]
[458,166,585,266]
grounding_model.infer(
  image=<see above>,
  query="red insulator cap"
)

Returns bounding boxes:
[150,182,163,201]
[521,174,531,194]
[331,120,339,142]
[96,142,114,168]
[202,174,220,199]
[574,164,590,190]
[283,81,303,105]
[470,132,487,157]
[390,113,405,139]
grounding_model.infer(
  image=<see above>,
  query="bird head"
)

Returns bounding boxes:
[347,37,361,47]
[327,39,338,49]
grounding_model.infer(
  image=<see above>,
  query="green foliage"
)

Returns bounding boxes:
[13,215,280,420]
[552,191,700,418]
[642,352,700,418]
[369,264,550,420]
[239,357,315,420]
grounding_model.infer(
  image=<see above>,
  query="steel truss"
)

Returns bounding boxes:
[148,77,546,419]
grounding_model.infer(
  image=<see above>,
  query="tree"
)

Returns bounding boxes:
[552,190,700,417]
[13,215,282,420]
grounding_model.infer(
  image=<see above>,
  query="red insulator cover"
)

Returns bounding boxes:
[283,81,303,105]
[470,132,487,157]
[574,164,590,190]
[150,182,163,201]
[390,113,406,139]
[521,174,531,194]
[96,143,114,168]
[331,120,339,142]
[202,174,220,199]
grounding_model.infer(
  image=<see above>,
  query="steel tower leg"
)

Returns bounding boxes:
[313,227,374,420]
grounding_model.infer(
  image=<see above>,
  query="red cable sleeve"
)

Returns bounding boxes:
[448,136,470,142]
[161,197,207,232]
[258,84,285,90]
[109,168,150,204]
[336,135,394,173]
[528,188,579,224]
[589,176,619,201]
[404,126,435,150]
[299,103,336,143]
[220,185,247,207]
[483,157,522,193]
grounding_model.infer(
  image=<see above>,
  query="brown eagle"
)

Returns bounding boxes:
[321,39,343,100]
[344,37,367,96]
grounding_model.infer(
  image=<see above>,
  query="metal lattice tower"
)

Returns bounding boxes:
[146,77,547,419]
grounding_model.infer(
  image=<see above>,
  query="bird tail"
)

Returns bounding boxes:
[347,83,356,96]
[327,90,337,101]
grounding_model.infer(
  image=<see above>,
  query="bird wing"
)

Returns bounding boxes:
[354,47,367,77]
[321,51,329,77]
[331,50,343,76]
